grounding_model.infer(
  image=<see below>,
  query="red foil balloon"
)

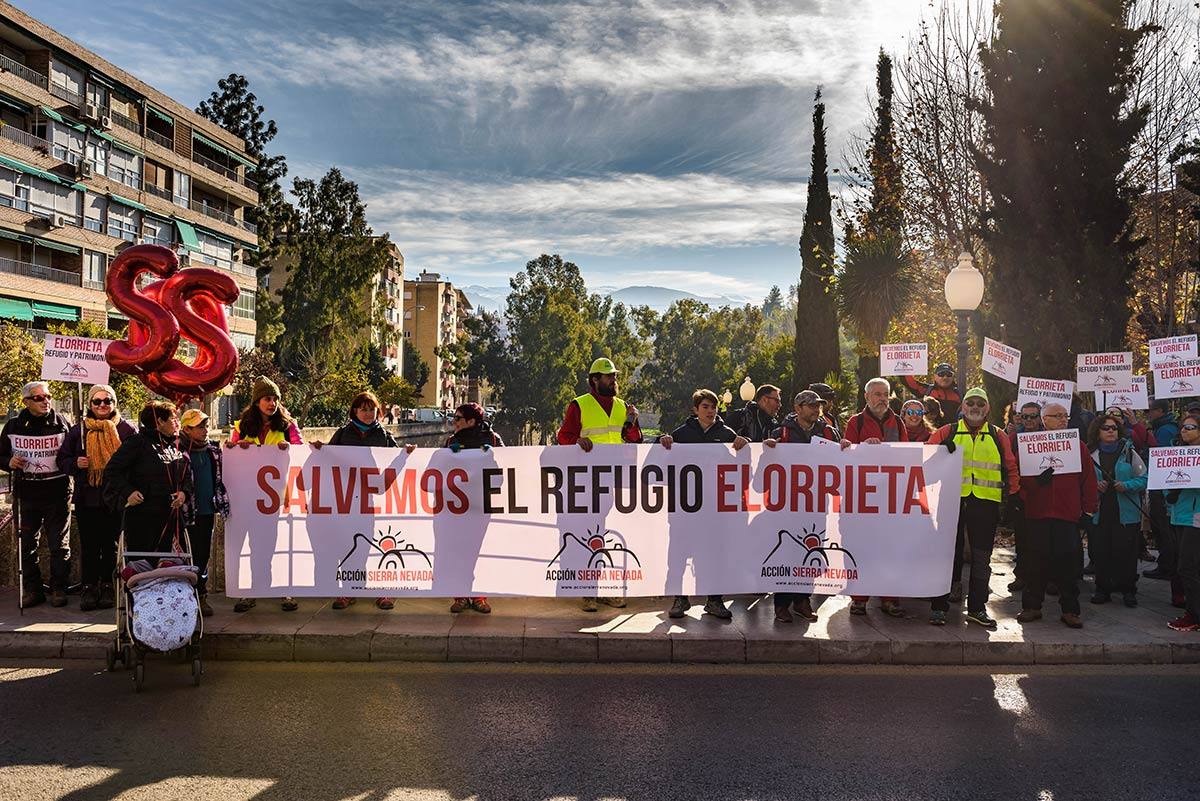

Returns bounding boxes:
[153,268,240,401]
[105,245,180,376]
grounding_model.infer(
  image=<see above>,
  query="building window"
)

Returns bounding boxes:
[84,251,107,286]
[403,290,412,300]
[173,172,190,208]
[0,168,29,212]
[84,193,106,233]
[86,82,109,110]
[196,231,233,269]
[108,147,141,189]
[86,138,109,175]
[107,204,139,241]
[142,216,173,247]
[50,122,84,165]
[230,291,256,320]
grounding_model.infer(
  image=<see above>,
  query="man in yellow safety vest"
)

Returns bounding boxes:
[557,357,643,611]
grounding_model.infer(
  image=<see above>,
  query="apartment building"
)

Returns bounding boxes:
[0,2,259,350]
[378,241,404,374]
[403,270,472,409]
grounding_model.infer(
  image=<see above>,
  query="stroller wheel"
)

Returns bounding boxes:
[105,645,116,672]
[133,663,145,693]
[192,657,202,686]
[122,645,133,670]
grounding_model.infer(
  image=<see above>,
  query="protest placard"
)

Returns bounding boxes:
[981,338,1021,384]
[1096,375,1148,411]
[1016,376,1075,413]
[880,343,928,377]
[1149,335,1198,368]
[1147,446,1200,490]
[40,334,112,385]
[1076,351,1133,393]
[1015,429,1082,477]
[1153,358,1200,400]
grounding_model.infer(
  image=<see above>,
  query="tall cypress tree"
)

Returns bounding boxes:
[865,52,904,240]
[794,89,839,391]
[976,0,1149,377]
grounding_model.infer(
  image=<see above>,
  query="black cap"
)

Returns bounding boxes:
[1150,398,1172,413]
[1185,400,1200,413]
[808,382,835,398]
[934,363,954,376]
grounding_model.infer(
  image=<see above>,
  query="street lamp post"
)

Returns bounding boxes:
[944,251,985,387]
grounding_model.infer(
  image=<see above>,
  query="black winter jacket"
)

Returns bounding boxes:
[446,421,505,450]
[669,415,738,444]
[102,428,192,513]
[328,420,398,448]
[772,413,835,444]
[732,401,778,443]
[0,408,72,480]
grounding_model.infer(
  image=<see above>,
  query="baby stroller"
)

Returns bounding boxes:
[106,512,204,691]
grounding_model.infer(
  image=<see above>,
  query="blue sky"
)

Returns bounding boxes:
[19,0,928,300]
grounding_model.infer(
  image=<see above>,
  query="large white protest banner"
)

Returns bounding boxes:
[1015,429,1082,477]
[1153,358,1200,400]
[5,433,65,475]
[1096,375,1149,411]
[224,443,963,599]
[981,338,1021,384]
[880,343,928,377]
[40,334,112,384]
[1149,335,1198,368]
[1076,351,1133,393]
[1016,376,1075,412]
[1147,446,1200,490]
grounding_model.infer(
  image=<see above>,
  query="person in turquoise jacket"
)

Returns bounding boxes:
[1088,413,1148,608]
[1166,412,1200,632]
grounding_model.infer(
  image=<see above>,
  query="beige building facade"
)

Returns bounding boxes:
[403,270,472,409]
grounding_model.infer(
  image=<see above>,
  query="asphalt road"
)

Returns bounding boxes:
[1,660,1197,801]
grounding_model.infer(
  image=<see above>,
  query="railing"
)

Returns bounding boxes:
[0,255,80,286]
[143,183,172,202]
[0,53,47,90]
[0,125,51,152]
[83,278,104,291]
[189,198,236,226]
[240,218,258,236]
[108,108,140,134]
[49,82,83,107]
[192,150,237,182]
[145,128,172,150]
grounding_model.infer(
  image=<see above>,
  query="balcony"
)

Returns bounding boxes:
[189,198,235,226]
[82,278,104,291]
[143,183,172,202]
[0,125,52,153]
[0,255,80,286]
[49,82,83,108]
[0,53,47,90]
[146,128,172,150]
[109,108,140,135]
[193,150,237,182]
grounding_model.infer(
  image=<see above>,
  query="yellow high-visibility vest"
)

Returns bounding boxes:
[576,393,627,445]
[233,421,288,446]
[954,420,1004,502]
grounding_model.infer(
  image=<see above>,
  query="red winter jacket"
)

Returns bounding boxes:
[1019,440,1099,522]
[903,376,961,425]
[843,408,909,444]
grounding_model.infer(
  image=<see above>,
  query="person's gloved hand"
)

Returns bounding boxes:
[1037,467,1054,486]
[942,439,957,454]
[1167,489,1181,504]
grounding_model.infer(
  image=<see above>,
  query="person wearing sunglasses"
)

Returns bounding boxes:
[1166,413,1200,631]
[1004,402,1043,593]
[899,399,934,442]
[1,381,73,608]
[926,387,1021,629]
[56,384,135,611]
[1087,413,1148,608]
[902,362,961,426]
[1016,402,1098,628]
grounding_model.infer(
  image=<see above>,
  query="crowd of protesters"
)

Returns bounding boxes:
[4,352,1200,636]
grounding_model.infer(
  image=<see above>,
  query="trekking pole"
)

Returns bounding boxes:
[13,470,23,615]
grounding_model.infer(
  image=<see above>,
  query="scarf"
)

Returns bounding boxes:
[84,415,122,486]
[351,418,376,433]
[1099,440,1122,454]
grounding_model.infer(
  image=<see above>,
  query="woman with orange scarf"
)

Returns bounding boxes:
[56,384,135,611]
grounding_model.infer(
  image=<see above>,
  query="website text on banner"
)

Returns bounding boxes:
[1148,446,1200,490]
[223,443,963,599]
[880,343,928,377]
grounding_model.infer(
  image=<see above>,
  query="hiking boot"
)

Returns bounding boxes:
[1168,612,1200,632]
[774,605,793,623]
[20,589,45,608]
[669,596,689,619]
[929,610,946,626]
[331,597,353,610]
[1061,613,1083,629]
[965,609,997,630]
[600,596,627,608]
[50,590,67,608]
[79,584,98,612]
[1122,593,1138,608]
[794,597,818,622]
[1007,579,1025,593]
[1016,609,1043,623]
[581,597,599,612]
[96,583,115,610]
[376,597,395,610]
[948,581,963,603]
[881,600,904,617]
[199,594,214,617]
[450,598,470,613]
[471,598,491,614]
[703,596,732,619]
[849,600,867,615]
[1090,591,1111,605]
[233,598,257,613]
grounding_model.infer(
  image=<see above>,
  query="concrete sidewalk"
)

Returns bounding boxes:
[2,548,1198,665]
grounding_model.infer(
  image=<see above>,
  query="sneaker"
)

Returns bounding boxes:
[669,596,689,619]
[1143,568,1171,580]
[96,583,115,610]
[331,597,353,610]
[794,597,818,622]
[50,590,67,608]
[881,600,905,618]
[775,605,793,623]
[965,609,997,630]
[1061,613,1083,629]
[233,598,257,613]
[581,597,599,612]
[1016,609,1043,623]
[948,581,963,603]
[199,594,214,618]
[849,600,867,616]
[79,584,98,612]
[1122,593,1138,608]
[929,610,946,626]
[471,598,491,614]
[281,597,299,612]
[703,596,732,619]
[376,597,395,610]
[20,589,45,608]
[1007,579,1026,593]
[450,598,470,613]
[600,596,627,608]
[1090,592,1111,605]
[1168,612,1200,632]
